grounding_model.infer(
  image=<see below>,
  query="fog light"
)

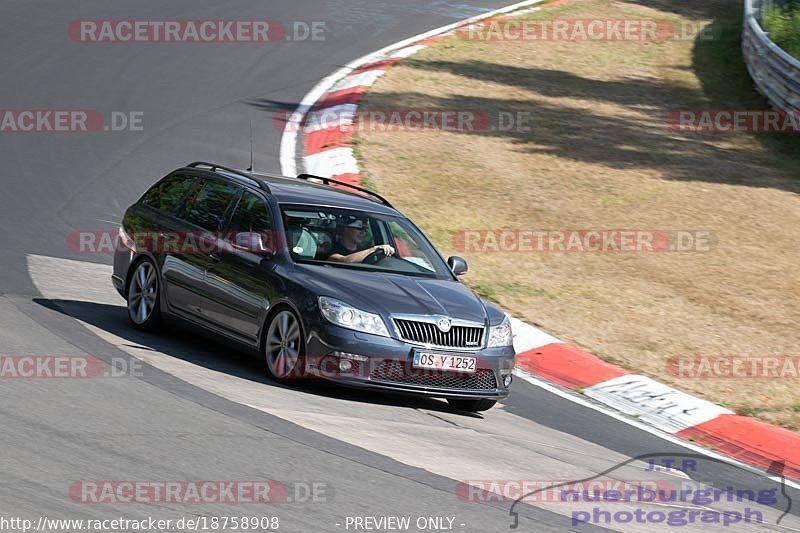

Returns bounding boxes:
[339,359,354,373]
[503,374,513,388]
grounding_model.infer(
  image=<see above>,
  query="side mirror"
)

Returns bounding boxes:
[447,256,468,276]
[235,232,275,257]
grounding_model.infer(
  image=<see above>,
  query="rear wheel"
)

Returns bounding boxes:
[264,309,305,382]
[126,258,162,331]
[447,398,497,412]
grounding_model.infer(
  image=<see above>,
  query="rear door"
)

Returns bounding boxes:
[161,177,241,319]
[203,189,282,343]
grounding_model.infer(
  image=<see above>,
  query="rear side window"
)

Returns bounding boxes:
[140,174,195,214]
[182,180,240,231]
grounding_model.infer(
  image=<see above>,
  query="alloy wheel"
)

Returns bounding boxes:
[265,310,302,379]
[127,261,158,325]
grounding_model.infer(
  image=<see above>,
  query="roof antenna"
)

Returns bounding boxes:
[246,120,254,172]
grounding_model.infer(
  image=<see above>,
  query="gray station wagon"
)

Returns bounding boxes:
[112,162,515,411]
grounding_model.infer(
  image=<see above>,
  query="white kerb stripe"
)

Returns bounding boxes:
[510,316,563,354]
[303,147,360,178]
[584,374,733,434]
[332,70,386,92]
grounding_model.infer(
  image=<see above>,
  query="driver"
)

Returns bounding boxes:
[328,216,395,263]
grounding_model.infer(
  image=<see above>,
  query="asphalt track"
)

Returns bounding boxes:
[1,1,799,532]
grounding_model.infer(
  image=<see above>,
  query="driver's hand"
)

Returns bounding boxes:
[375,244,395,256]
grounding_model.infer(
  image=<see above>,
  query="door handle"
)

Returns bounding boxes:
[209,252,222,263]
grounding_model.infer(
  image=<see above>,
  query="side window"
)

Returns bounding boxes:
[228,191,273,238]
[228,191,277,254]
[140,175,195,214]
[182,180,240,231]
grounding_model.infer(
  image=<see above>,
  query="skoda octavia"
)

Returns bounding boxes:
[112,162,515,411]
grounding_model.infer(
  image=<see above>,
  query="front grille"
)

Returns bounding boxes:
[394,319,483,348]
[370,360,497,390]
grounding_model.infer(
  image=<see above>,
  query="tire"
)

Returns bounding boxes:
[126,258,163,331]
[447,398,497,412]
[263,308,306,382]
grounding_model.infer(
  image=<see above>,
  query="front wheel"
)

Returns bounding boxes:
[264,309,306,382]
[126,258,162,331]
[447,398,497,412]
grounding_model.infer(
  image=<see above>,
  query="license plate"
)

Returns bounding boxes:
[412,352,477,374]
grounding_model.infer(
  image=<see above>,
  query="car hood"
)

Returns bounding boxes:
[292,263,487,323]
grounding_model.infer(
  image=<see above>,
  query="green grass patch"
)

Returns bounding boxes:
[763,0,800,59]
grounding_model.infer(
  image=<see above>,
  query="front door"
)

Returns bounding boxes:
[203,189,281,343]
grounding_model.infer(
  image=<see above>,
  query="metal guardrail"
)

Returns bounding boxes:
[742,0,800,113]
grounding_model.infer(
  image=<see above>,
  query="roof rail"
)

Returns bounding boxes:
[296,174,393,208]
[186,161,270,193]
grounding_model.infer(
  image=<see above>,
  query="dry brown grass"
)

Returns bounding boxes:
[354,0,800,428]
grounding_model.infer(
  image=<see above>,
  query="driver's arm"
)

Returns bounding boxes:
[329,244,395,263]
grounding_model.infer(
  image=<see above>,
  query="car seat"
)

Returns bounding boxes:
[286,223,317,259]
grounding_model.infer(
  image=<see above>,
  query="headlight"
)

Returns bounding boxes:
[487,315,513,347]
[318,296,390,337]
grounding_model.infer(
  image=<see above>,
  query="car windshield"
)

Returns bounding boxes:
[280,205,452,279]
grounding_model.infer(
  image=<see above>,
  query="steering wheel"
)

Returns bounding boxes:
[362,248,387,265]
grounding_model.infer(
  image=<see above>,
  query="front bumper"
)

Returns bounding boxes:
[303,324,516,399]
